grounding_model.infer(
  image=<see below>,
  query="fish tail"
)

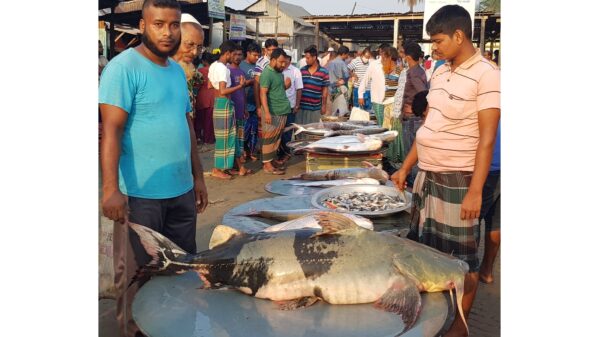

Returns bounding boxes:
[128,222,197,286]
[289,124,306,136]
[454,278,469,336]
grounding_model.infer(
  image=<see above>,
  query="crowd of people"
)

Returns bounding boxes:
[99,1,500,336]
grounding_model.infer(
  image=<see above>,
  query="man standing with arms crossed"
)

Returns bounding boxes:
[99,1,208,336]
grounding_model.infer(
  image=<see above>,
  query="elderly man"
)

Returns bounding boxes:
[172,13,205,119]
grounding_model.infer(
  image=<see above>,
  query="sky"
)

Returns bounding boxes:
[225,0,426,15]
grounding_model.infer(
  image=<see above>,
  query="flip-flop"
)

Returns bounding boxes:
[264,167,285,175]
[239,168,255,176]
[212,171,234,180]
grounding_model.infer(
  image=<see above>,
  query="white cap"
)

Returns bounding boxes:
[262,41,266,47]
[181,13,201,26]
[327,47,334,52]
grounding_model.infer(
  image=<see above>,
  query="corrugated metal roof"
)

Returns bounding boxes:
[302,10,498,20]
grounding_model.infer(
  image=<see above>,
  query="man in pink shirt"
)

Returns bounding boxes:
[391,5,500,337]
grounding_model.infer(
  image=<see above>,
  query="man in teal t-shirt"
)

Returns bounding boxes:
[98,1,208,336]
[259,48,290,175]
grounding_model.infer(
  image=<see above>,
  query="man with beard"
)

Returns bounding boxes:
[172,13,205,119]
[99,1,208,336]
[259,48,290,174]
[209,40,246,179]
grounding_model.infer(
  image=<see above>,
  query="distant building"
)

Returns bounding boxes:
[244,0,330,56]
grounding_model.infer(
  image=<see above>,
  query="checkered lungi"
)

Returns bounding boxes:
[213,97,236,170]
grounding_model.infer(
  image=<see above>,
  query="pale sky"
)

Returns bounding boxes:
[225,0,426,15]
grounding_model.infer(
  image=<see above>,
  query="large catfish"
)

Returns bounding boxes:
[130,212,470,336]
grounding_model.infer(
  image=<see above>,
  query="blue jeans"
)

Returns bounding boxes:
[353,87,372,110]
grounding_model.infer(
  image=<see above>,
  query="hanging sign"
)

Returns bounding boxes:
[229,14,246,40]
[208,0,225,20]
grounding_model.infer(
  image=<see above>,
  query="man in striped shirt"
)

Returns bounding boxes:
[348,47,372,109]
[297,45,329,125]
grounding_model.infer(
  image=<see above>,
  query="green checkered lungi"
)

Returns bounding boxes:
[213,97,236,170]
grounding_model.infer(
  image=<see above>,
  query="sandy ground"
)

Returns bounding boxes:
[99,144,500,337]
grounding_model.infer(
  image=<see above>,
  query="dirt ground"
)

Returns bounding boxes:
[99,144,500,337]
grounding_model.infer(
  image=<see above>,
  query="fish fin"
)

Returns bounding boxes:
[128,222,193,287]
[274,296,320,310]
[311,212,364,237]
[373,275,422,336]
[323,130,334,137]
[209,225,244,250]
[292,124,307,136]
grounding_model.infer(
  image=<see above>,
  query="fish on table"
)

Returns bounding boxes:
[297,134,383,153]
[287,162,389,184]
[290,177,381,187]
[129,212,470,336]
[233,208,374,231]
[323,127,388,137]
[285,122,364,136]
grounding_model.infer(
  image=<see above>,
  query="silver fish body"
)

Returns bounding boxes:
[324,127,388,137]
[290,167,389,184]
[301,135,383,153]
[130,213,469,335]
[261,212,374,232]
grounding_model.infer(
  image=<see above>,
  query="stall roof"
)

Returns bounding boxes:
[99,0,266,27]
[303,11,500,44]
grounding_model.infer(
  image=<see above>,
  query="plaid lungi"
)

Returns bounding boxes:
[386,117,404,163]
[213,97,236,170]
[372,102,384,127]
[408,170,481,272]
[261,111,287,163]
[235,118,245,159]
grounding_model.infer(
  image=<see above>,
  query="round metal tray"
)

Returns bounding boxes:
[311,184,412,218]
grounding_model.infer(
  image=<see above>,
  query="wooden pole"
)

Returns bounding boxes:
[393,18,399,48]
[255,17,260,42]
[275,0,280,41]
[315,20,320,51]
[479,16,487,53]
[109,6,116,59]
[208,17,213,47]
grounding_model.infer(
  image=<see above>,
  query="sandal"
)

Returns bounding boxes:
[212,170,234,180]
[263,167,285,175]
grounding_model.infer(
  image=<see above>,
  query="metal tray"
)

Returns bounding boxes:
[311,184,412,218]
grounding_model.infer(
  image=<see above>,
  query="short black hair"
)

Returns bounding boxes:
[337,46,350,55]
[426,4,472,40]
[412,90,429,118]
[284,54,292,60]
[304,45,318,57]
[142,0,180,18]
[219,40,238,55]
[264,38,278,48]
[201,51,215,64]
[232,43,243,52]
[380,46,399,61]
[378,43,390,50]
[271,48,286,60]
[403,41,422,62]
[245,42,260,54]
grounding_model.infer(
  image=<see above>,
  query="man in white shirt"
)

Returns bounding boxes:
[278,54,303,161]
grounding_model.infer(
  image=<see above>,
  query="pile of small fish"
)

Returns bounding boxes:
[322,191,405,212]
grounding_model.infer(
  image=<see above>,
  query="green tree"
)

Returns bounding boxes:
[479,0,501,13]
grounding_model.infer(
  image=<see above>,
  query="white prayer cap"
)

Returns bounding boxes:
[181,13,201,26]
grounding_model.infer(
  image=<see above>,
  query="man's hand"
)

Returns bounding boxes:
[321,105,327,115]
[460,190,482,220]
[194,178,208,213]
[239,75,246,87]
[391,169,408,191]
[293,105,300,113]
[284,77,292,89]
[102,189,128,223]
[264,109,272,125]
[358,98,365,107]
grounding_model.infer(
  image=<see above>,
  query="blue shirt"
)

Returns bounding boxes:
[99,48,193,199]
[327,57,349,91]
[490,122,500,171]
[490,123,500,171]
[239,60,256,111]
